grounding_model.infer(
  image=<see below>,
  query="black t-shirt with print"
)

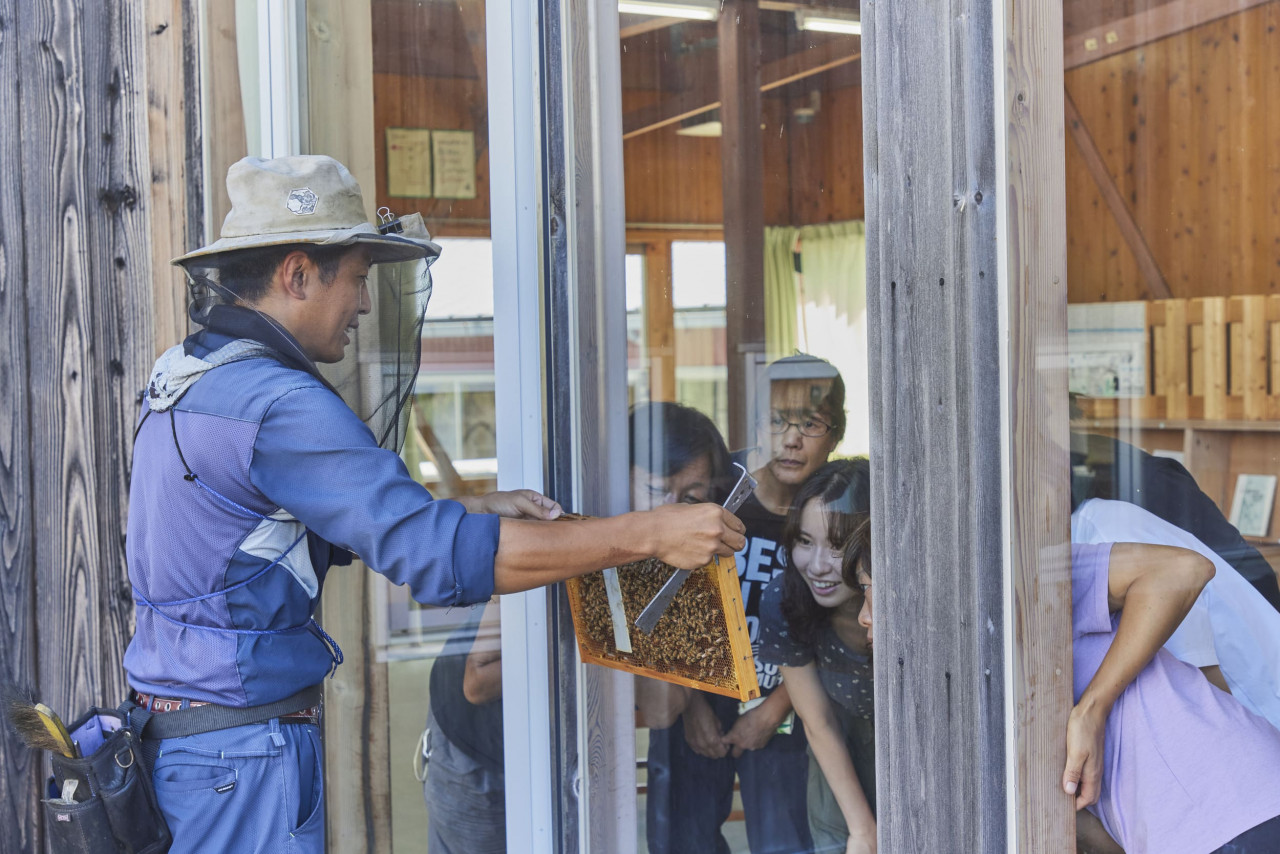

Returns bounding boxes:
[733,492,789,696]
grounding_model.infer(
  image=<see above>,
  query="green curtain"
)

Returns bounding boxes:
[764,226,800,361]
[762,221,869,454]
[798,221,868,455]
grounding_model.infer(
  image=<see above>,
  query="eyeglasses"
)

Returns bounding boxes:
[764,411,833,438]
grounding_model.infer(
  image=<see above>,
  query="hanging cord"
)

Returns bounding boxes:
[136,404,345,674]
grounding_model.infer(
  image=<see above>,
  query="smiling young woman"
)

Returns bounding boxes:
[758,458,877,854]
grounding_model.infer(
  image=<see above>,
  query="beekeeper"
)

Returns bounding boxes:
[122,154,745,854]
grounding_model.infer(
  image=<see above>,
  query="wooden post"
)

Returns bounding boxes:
[2,0,154,848]
[304,2,395,852]
[144,0,202,357]
[0,0,39,846]
[719,0,765,451]
[644,241,676,401]
[863,0,1072,847]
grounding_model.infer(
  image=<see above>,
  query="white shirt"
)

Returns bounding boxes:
[1072,498,1280,730]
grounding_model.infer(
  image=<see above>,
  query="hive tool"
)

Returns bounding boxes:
[634,462,756,634]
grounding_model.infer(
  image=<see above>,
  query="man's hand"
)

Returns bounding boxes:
[464,489,563,520]
[1063,701,1107,809]
[722,702,782,758]
[681,693,728,759]
[646,503,746,569]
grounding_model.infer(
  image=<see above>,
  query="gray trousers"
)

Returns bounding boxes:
[806,709,876,854]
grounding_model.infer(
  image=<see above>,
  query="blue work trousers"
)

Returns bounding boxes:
[646,694,813,854]
[150,718,324,854]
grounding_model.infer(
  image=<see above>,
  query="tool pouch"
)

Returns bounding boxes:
[43,705,171,854]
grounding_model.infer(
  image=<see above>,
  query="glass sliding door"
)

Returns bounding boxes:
[1063,2,1280,849]
[296,2,517,851]
[614,4,870,852]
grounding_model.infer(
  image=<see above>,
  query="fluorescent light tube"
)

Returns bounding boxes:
[795,11,861,35]
[619,0,719,21]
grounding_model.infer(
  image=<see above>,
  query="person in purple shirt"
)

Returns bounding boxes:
[856,537,1280,853]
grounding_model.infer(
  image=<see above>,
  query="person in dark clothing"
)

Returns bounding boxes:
[1070,431,1280,612]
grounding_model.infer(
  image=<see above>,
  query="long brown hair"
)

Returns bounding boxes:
[780,458,870,646]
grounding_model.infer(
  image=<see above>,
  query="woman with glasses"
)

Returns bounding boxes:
[646,354,846,854]
[758,459,876,854]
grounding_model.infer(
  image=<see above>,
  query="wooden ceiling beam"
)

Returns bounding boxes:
[621,16,686,39]
[622,39,859,138]
[1064,0,1273,69]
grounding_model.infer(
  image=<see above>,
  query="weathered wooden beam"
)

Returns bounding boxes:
[203,0,247,233]
[144,0,200,357]
[864,0,1072,846]
[720,0,766,450]
[1064,0,1273,70]
[621,15,683,39]
[0,0,39,847]
[622,39,859,139]
[19,0,152,807]
[305,3,395,853]
[1064,91,1172,299]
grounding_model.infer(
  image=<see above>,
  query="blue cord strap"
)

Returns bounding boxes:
[139,443,344,674]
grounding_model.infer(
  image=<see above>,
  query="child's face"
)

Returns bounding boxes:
[790,499,859,610]
[856,569,874,646]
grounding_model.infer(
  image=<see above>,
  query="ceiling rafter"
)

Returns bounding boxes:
[622,39,859,138]
[1065,0,1273,69]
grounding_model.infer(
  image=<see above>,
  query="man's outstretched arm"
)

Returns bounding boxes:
[492,502,746,594]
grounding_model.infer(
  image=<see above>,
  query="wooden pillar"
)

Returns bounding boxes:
[0,0,39,846]
[863,0,1072,848]
[644,241,676,401]
[302,2,397,852]
[2,0,155,849]
[718,0,765,450]
[144,0,202,357]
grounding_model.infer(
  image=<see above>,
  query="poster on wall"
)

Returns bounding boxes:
[386,127,433,198]
[1229,473,1277,538]
[431,130,477,199]
[1067,301,1147,398]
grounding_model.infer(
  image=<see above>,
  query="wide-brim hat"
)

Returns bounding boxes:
[173,155,432,267]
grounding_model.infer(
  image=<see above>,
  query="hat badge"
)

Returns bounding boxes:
[286,187,318,216]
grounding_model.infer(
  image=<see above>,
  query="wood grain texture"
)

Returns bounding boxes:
[202,0,246,233]
[1066,3,1280,302]
[1002,0,1076,845]
[303,3,396,852]
[1064,92,1170,299]
[862,0,1035,843]
[143,0,198,359]
[1064,0,1274,69]
[867,0,1075,844]
[0,2,153,848]
[0,1,40,849]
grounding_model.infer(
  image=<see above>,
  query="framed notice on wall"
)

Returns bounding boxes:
[1229,473,1277,538]
[386,127,433,198]
[431,130,477,199]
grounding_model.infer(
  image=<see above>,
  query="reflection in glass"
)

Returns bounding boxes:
[1064,3,1280,849]
[621,8,866,849]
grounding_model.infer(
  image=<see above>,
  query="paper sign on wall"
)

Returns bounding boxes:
[386,128,433,198]
[431,130,477,199]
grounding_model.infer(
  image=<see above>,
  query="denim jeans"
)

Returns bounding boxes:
[1214,813,1280,853]
[646,693,813,854]
[150,718,324,854]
